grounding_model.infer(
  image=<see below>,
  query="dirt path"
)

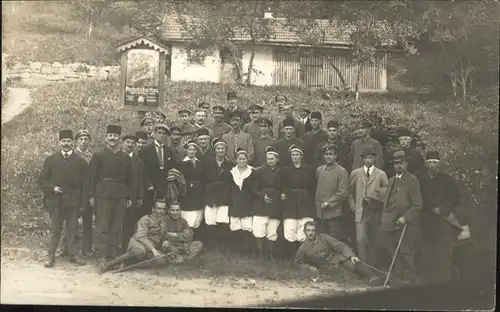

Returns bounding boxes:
[1,87,32,124]
[0,251,369,307]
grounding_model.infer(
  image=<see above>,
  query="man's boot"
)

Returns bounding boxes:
[44,253,55,268]
[256,238,265,261]
[267,240,276,262]
[98,253,133,274]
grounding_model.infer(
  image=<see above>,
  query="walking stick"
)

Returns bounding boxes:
[112,252,177,274]
[358,261,411,286]
[383,223,408,287]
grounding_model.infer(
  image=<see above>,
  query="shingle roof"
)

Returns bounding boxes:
[162,15,354,45]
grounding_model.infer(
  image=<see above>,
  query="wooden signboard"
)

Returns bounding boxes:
[116,37,169,113]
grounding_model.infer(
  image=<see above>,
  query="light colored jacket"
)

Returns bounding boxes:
[348,166,388,223]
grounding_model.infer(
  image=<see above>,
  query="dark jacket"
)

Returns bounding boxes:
[274,137,305,168]
[229,166,256,218]
[201,157,234,207]
[252,165,283,219]
[303,129,328,166]
[178,157,204,211]
[128,152,144,206]
[281,163,316,219]
[139,142,177,198]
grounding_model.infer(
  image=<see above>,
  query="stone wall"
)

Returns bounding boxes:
[4,60,120,86]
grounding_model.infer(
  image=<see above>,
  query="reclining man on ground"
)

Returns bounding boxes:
[164,200,203,263]
[294,221,382,285]
[98,199,182,274]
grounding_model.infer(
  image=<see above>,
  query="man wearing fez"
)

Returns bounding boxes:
[348,146,388,267]
[397,127,426,177]
[298,104,312,133]
[121,133,144,253]
[140,116,155,145]
[89,125,134,264]
[139,123,177,219]
[243,103,265,140]
[351,121,384,171]
[193,108,215,139]
[207,105,232,138]
[178,108,197,141]
[222,110,254,164]
[303,112,328,167]
[277,103,305,139]
[379,150,422,285]
[224,91,251,127]
[38,129,88,267]
[195,128,215,161]
[170,126,187,163]
[135,130,149,153]
[198,101,215,126]
[315,143,349,240]
[252,117,276,168]
[418,151,461,284]
[274,118,305,168]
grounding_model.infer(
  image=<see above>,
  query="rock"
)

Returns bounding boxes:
[52,62,62,68]
[29,62,43,72]
[65,71,79,79]
[58,67,71,74]
[41,66,56,74]
[46,74,66,81]
[20,72,31,79]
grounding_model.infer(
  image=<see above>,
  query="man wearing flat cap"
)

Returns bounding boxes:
[243,103,266,140]
[224,91,251,127]
[303,112,328,167]
[348,146,388,267]
[140,117,155,145]
[121,133,145,253]
[297,104,312,133]
[170,126,187,163]
[251,117,276,168]
[418,151,461,284]
[351,121,384,171]
[89,125,135,265]
[139,123,177,220]
[379,150,422,285]
[274,117,305,168]
[277,103,305,140]
[38,129,88,267]
[397,127,426,177]
[222,110,254,163]
[207,105,231,138]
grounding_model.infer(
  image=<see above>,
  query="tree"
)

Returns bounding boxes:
[70,0,115,39]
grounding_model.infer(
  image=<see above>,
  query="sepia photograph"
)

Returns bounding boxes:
[1,0,497,309]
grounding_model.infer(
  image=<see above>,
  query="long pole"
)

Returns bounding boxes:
[358,261,411,286]
[384,223,407,287]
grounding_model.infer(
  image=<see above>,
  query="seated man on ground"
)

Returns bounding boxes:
[98,199,179,274]
[294,221,378,282]
[164,201,204,263]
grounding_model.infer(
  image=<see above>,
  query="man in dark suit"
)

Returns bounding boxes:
[38,129,88,267]
[223,91,251,127]
[89,125,134,264]
[379,150,423,285]
[297,104,312,133]
[139,123,177,219]
[121,133,144,253]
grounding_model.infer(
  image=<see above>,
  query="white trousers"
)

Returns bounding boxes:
[181,210,204,229]
[204,205,229,225]
[252,216,280,241]
[229,216,253,232]
[283,217,315,242]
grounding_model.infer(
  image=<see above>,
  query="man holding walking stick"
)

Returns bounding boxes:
[379,150,423,286]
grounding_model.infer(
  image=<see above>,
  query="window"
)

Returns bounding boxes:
[187,48,206,65]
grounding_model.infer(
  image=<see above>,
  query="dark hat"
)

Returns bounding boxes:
[258,117,273,127]
[249,104,264,112]
[196,128,210,138]
[135,130,148,140]
[227,91,237,100]
[425,151,440,161]
[289,144,304,155]
[59,129,73,140]
[229,110,242,119]
[212,105,225,113]
[74,129,91,141]
[107,125,122,135]
[154,123,170,134]
[326,120,339,129]
[391,150,411,163]
[310,112,322,120]
[398,127,412,138]
[155,111,166,118]
[211,137,228,149]
[122,133,138,142]
[184,139,199,149]
[170,126,181,133]
[322,142,337,153]
[141,117,154,126]
[275,94,288,102]
[198,101,210,109]
[360,146,378,157]
[361,121,373,129]
[282,117,295,128]
[178,108,192,115]
[265,145,279,156]
[235,147,248,157]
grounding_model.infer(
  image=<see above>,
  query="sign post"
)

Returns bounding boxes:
[116,37,169,125]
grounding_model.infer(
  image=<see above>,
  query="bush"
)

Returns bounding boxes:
[1,80,497,279]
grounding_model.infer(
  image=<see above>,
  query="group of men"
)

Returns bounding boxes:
[39,90,461,287]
